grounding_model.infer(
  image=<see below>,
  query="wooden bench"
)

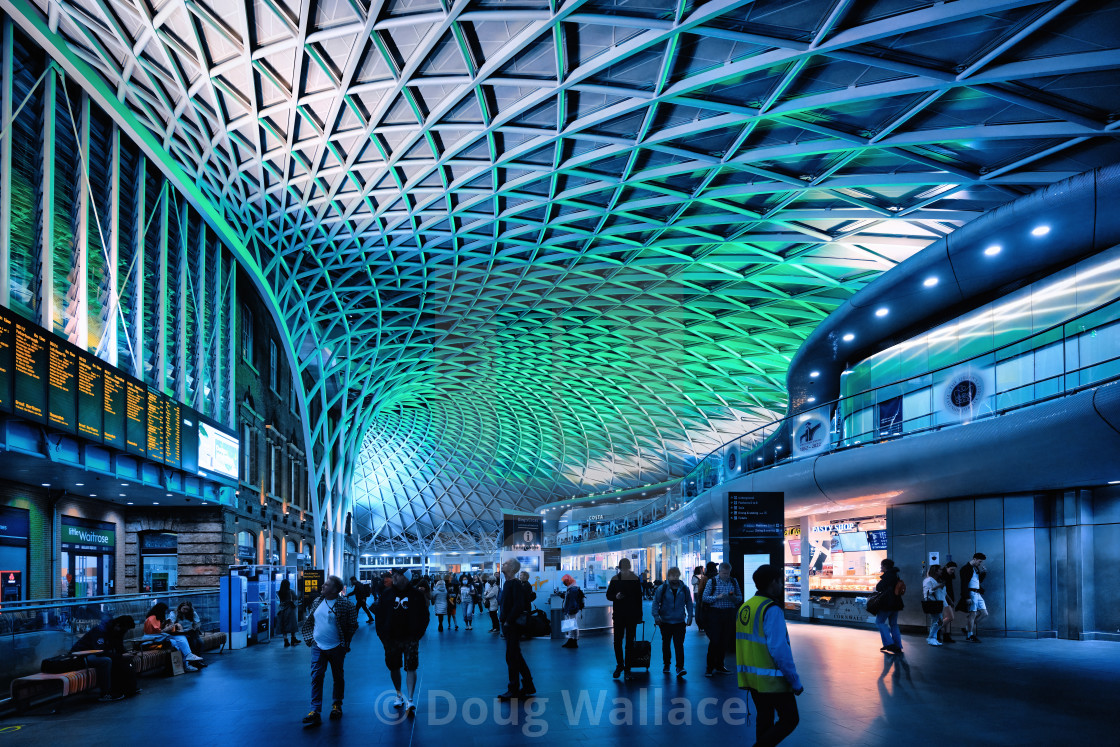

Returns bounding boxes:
[9,668,98,712]
[131,632,228,675]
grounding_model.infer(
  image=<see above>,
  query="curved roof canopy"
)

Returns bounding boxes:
[26,0,1120,550]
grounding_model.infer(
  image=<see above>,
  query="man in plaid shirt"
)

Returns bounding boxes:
[301,575,359,724]
[702,562,743,677]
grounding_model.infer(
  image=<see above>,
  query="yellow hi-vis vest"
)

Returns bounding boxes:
[735,595,792,693]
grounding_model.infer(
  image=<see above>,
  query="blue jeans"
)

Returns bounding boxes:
[876,611,901,649]
[310,645,346,712]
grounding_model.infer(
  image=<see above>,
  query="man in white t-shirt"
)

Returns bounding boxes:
[300,576,358,724]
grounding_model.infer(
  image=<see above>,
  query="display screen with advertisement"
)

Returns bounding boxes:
[866,530,888,550]
[838,531,871,552]
[198,419,240,481]
[502,512,543,551]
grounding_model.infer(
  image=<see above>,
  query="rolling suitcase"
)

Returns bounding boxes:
[627,622,652,670]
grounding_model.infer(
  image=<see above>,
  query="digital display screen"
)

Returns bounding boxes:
[164,399,181,469]
[13,322,47,422]
[76,353,102,439]
[48,340,78,433]
[125,380,146,457]
[866,530,888,551]
[0,305,236,479]
[102,368,125,448]
[146,389,164,463]
[198,420,239,481]
[837,531,871,552]
[0,313,11,413]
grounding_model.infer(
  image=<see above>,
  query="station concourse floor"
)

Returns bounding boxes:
[5,608,1117,747]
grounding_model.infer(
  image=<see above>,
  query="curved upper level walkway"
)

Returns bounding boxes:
[5,605,1117,746]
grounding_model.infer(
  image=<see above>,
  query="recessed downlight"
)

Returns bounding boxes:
[875,307,889,317]
[1031,225,1050,236]
[807,397,817,403]
[810,371,820,378]
[842,333,855,342]
[127,502,134,505]
[923,276,939,287]
[984,244,1001,256]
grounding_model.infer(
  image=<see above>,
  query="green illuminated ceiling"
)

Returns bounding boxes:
[29,0,1120,550]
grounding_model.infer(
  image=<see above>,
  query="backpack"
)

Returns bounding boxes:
[575,587,586,611]
[894,579,906,597]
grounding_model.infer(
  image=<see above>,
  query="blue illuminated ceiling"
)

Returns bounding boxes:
[21,0,1120,550]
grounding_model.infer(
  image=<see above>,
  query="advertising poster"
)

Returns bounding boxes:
[792,407,831,457]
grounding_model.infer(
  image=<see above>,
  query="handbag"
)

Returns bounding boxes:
[561,617,578,632]
[41,653,88,674]
[921,599,943,614]
[865,591,884,615]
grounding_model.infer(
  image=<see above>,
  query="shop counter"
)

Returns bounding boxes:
[546,589,613,638]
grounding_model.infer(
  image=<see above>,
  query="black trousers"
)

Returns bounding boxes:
[504,623,533,692]
[659,622,686,667]
[751,691,799,747]
[489,610,500,630]
[613,621,637,668]
[705,608,735,670]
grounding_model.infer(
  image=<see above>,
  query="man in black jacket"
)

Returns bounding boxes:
[498,558,535,700]
[347,576,375,623]
[72,615,138,701]
[375,568,430,714]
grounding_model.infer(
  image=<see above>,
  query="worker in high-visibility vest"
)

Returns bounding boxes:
[735,564,804,747]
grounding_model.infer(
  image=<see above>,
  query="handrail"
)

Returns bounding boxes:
[0,588,220,614]
[555,292,1120,546]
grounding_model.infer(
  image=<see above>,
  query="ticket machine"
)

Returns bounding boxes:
[220,573,249,649]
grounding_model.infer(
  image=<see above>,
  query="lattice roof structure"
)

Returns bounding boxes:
[18,0,1120,552]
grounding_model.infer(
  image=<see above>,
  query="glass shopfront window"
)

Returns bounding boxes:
[60,515,116,597]
[0,506,30,602]
[139,532,178,591]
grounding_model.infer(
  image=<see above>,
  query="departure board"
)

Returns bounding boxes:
[76,353,102,439]
[0,312,11,412]
[48,340,78,433]
[13,322,47,423]
[102,369,125,448]
[0,305,237,479]
[146,389,165,463]
[125,380,147,457]
[164,399,182,468]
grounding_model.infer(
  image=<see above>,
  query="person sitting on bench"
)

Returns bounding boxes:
[141,603,205,672]
[72,615,140,701]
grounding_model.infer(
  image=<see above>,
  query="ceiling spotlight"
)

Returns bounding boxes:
[984,244,1001,256]
[810,371,820,378]
[875,307,889,317]
[923,276,939,287]
[842,333,855,342]
[153,502,159,505]
[119,493,125,497]
[127,501,133,505]
[41,483,50,487]
[807,397,817,403]
[75,483,84,486]
[1031,225,1050,236]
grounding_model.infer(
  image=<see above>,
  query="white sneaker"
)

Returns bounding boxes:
[406,699,415,714]
[186,654,204,662]
[185,663,199,672]
[927,639,942,646]
[392,695,405,709]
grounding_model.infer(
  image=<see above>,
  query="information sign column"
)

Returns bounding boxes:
[726,492,785,595]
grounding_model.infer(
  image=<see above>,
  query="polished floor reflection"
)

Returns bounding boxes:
[7,609,1117,746]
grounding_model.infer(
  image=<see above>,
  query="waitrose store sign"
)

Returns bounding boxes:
[61,523,115,550]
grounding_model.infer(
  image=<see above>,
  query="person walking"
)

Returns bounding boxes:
[702,562,743,676]
[460,579,474,630]
[375,568,430,714]
[347,576,376,624]
[736,564,804,747]
[497,558,535,701]
[606,558,643,680]
[958,553,989,642]
[938,562,959,643]
[652,566,693,677]
[433,576,449,632]
[923,564,946,646]
[277,578,299,647]
[485,575,501,632]
[300,576,358,724]
[446,574,460,630]
[560,573,583,648]
[875,559,905,654]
